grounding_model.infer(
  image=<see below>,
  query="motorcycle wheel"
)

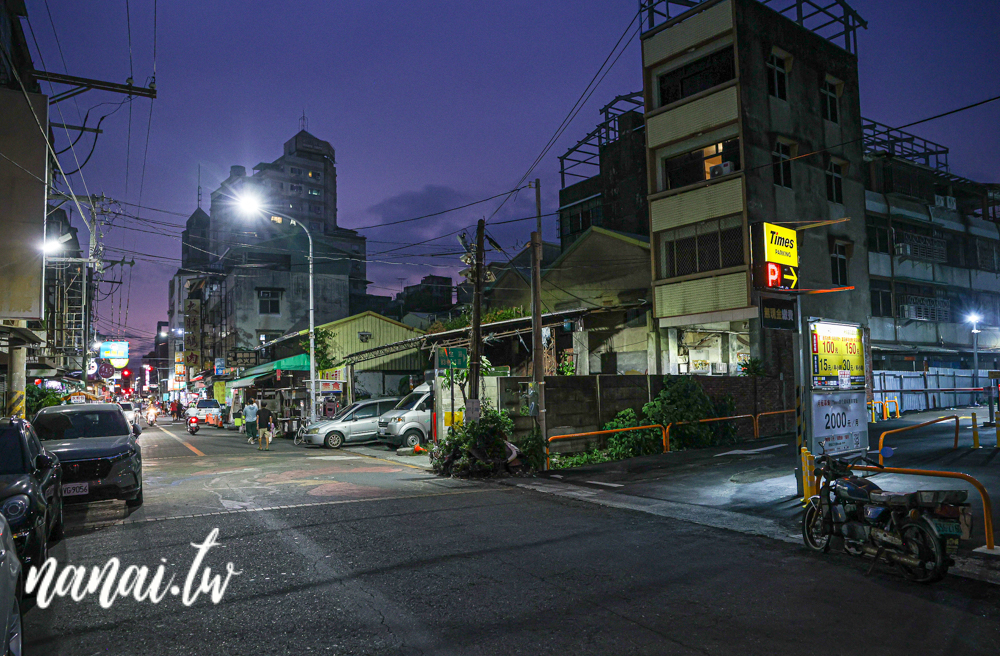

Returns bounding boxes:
[898,519,947,583]
[802,501,830,552]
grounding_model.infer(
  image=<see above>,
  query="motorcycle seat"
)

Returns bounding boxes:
[916,490,968,506]
[868,491,915,507]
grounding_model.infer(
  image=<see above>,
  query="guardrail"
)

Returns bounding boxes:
[850,464,995,551]
[754,409,795,438]
[665,415,757,451]
[546,424,668,469]
[877,415,960,465]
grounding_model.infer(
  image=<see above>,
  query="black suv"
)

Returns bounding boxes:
[0,418,63,567]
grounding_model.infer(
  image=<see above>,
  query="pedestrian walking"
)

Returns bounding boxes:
[170,401,178,421]
[243,398,259,445]
[257,404,274,451]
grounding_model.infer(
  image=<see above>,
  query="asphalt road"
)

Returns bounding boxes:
[24,418,1000,655]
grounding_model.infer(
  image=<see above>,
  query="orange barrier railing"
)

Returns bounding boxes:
[546,425,668,469]
[665,415,757,452]
[877,415,959,465]
[754,409,796,438]
[850,464,995,551]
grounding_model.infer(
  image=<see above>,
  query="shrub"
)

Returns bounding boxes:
[605,409,660,460]
[642,375,719,450]
[431,401,515,477]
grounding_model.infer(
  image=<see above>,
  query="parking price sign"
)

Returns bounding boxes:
[810,321,865,390]
[810,391,868,456]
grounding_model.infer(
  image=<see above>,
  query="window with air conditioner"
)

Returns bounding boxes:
[661,139,740,191]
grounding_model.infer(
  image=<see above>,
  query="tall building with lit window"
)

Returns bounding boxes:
[640,0,870,377]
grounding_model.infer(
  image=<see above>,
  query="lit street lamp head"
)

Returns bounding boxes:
[967,313,982,324]
[236,193,263,216]
[42,240,63,254]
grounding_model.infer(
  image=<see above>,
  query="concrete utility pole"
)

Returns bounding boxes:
[468,219,486,406]
[530,178,548,466]
[7,322,27,418]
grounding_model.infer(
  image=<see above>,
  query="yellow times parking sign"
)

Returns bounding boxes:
[810,321,865,390]
[763,222,798,267]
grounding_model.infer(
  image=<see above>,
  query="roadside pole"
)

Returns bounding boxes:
[467,219,485,418]
[531,230,547,468]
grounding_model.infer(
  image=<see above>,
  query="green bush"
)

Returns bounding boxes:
[431,401,515,477]
[26,385,62,417]
[642,375,719,450]
[515,427,547,472]
[605,409,660,460]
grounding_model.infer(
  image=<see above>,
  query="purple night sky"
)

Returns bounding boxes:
[23,1,1000,360]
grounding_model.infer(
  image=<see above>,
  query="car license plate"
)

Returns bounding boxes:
[62,482,89,496]
[379,428,387,435]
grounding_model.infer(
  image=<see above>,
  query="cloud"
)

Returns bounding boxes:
[365,184,475,227]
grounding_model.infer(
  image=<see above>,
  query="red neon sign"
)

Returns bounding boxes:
[766,262,782,288]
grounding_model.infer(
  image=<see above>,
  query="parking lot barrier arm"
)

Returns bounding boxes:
[878,415,959,465]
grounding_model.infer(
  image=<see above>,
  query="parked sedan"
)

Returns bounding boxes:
[32,403,143,508]
[0,514,23,656]
[302,398,400,448]
[118,402,138,426]
[0,418,62,568]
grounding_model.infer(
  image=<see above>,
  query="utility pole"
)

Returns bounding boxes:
[529,178,548,466]
[468,219,485,413]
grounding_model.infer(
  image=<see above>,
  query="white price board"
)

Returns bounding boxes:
[810,391,868,456]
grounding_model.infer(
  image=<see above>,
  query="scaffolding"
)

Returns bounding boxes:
[639,0,866,54]
[558,91,644,188]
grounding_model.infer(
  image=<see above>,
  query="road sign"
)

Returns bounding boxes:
[810,390,868,456]
[437,347,468,369]
[810,321,865,390]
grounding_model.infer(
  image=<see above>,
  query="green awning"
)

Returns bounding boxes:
[237,353,312,378]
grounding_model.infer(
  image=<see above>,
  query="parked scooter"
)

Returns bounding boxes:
[802,445,971,583]
[187,415,200,435]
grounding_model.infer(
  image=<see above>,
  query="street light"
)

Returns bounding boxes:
[968,313,982,405]
[236,192,318,425]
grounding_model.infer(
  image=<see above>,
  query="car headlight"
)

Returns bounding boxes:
[391,417,405,423]
[306,427,320,434]
[1,495,30,523]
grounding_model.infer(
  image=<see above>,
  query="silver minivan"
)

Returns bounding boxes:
[377,383,433,448]
[302,397,399,449]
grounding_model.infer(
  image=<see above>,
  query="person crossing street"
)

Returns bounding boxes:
[243,398,259,445]
[257,404,275,451]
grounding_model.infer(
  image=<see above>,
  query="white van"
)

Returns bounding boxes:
[377,383,434,447]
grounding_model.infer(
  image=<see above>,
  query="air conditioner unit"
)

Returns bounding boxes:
[946,196,957,210]
[934,195,946,207]
[709,162,734,178]
[711,363,728,375]
[894,243,912,256]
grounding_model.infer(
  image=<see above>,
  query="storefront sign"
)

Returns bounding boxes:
[760,297,797,330]
[810,321,865,390]
[215,358,225,375]
[228,350,259,368]
[755,222,799,290]
[99,341,129,360]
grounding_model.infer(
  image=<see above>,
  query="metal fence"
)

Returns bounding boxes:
[872,368,990,412]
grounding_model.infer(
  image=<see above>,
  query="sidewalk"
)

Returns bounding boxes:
[503,408,1000,584]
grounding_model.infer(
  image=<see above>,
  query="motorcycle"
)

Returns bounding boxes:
[802,446,972,583]
[145,410,157,426]
[187,416,200,435]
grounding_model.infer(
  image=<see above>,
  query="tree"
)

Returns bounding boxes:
[300,329,336,371]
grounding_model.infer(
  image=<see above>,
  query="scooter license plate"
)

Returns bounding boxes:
[946,537,959,554]
[930,519,963,537]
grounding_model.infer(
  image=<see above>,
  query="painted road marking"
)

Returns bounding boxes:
[586,481,624,488]
[714,444,787,457]
[155,424,206,456]
[307,455,362,461]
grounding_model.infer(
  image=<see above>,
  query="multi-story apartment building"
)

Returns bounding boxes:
[558,93,648,250]
[640,0,870,376]
[863,121,1000,371]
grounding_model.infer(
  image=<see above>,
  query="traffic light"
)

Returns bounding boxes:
[122,369,131,378]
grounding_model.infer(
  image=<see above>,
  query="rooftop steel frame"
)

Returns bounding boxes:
[862,117,951,172]
[558,91,644,188]
[639,0,867,54]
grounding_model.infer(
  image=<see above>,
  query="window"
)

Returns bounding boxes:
[310,204,322,214]
[560,199,603,242]
[866,218,891,254]
[290,184,303,192]
[871,280,893,317]
[830,242,849,285]
[290,167,303,176]
[772,141,793,188]
[657,46,735,108]
[307,188,321,197]
[307,171,321,180]
[826,161,844,204]
[353,404,378,420]
[258,289,280,315]
[658,216,743,279]
[821,78,839,123]
[258,331,282,343]
[662,139,741,191]
[767,53,787,100]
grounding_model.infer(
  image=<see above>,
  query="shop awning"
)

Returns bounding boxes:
[227,374,266,389]
[238,354,312,378]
